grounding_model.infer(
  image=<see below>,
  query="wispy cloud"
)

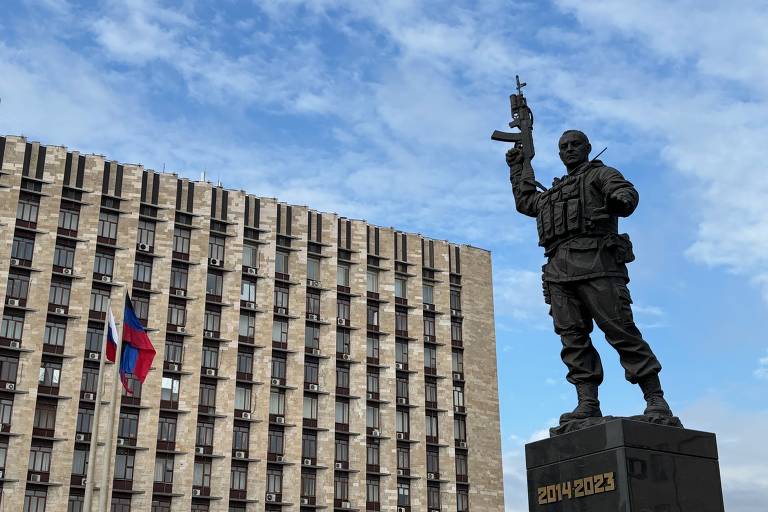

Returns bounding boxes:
[755,350,768,380]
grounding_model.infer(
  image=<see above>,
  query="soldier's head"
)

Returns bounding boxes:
[559,130,591,169]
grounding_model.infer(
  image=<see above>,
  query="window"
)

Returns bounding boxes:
[138,219,156,247]
[11,234,35,263]
[58,207,80,232]
[266,467,282,493]
[396,409,410,434]
[231,464,247,491]
[201,345,219,370]
[275,250,289,274]
[193,460,211,488]
[122,374,142,398]
[170,265,188,290]
[161,376,180,405]
[456,451,468,479]
[203,310,220,334]
[39,360,62,388]
[271,354,287,380]
[132,295,150,326]
[452,350,464,373]
[268,429,284,455]
[196,420,214,447]
[428,484,441,508]
[242,242,259,268]
[367,370,379,395]
[425,380,438,405]
[43,320,66,348]
[85,325,103,353]
[33,401,57,433]
[427,446,440,473]
[367,335,379,360]
[337,297,350,320]
[237,351,253,377]
[134,259,153,285]
[269,389,286,416]
[235,385,252,411]
[335,400,349,425]
[302,432,317,459]
[81,366,99,394]
[164,340,183,365]
[233,424,249,451]
[111,497,131,512]
[425,345,437,370]
[336,263,349,286]
[7,272,30,300]
[304,360,319,385]
[451,288,462,310]
[301,471,316,498]
[207,273,223,296]
[395,310,408,333]
[114,449,135,480]
[76,407,94,434]
[151,498,171,512]
[24,489,47,512]
[274,285,289,309]
[118,411,139,440]
[454,416,467,442]
[366,405,380,429]
[423,284,434,304]
[307,257,320,282]
[17,195,40,224]
[167,303,186,327]
[90,288,110,313]
[336,330,350,355]
[458,488,469,512]
[97,211,119,240]
[367,270,378,292]
[396,341,408,365]
[424,315,436,337]
[0,356,18,383]
[335,437,349,463]
[397,481,410,507]
[0,312,24,341]
[426,412,439,439]
[239,313,256,339]
[241,280,257,302]
[454,385,465,408]
[154,454,174,483]
[367,477,380,504]
[397,445,410,469]
[396,376,409,400]
[72,447,88,475]
[53,243,75,269]
[335,472,349,501]
[306,290,320,316]
[157,415,177,444]
[305,325,320,349]
[28,445,52,473]
[173,227,190,254]
[367,304,379,328]
[49,279,71,307]
[395,277,406,298]
[367,439,380,466]
[336,364,350,391]
[93,251,114,277]
[452,320,463,342]
[199,383,217,412]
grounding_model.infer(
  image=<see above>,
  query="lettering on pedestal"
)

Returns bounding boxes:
[536,471,616,505]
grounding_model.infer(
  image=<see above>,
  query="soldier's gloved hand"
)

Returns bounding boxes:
[506,147,524,168]
[609,190,634,212]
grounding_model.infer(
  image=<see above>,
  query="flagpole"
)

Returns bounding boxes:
[99,296,124,512]
[83,299,111,512]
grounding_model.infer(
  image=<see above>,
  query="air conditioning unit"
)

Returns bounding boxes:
[246,302,255,309]
[195,446,204,454]
[276,454,284,462]
[397,469,404,476]
[235,451,246,459]
[88,352,100,360]
[271,378,280,386]
[428,472,437,480]
[459,441,468,448]
[75,433,85,441]
[209,258,221,266]
[341,502,351,509]
[335,462,343,469]
[6,298,19,306]
[175,289,186,297]
[308,279,320,287]
[30,474,41,482]
[367,392,373,400]
[168,363,179,371]
[337,317,346,325]
[453,372,462,380]
[192,488,201,496]
[81,477,87,486]
[205,368,216,376]
[10,258,19,266]
[55,307,66,314]
[4,383,14,391]
[398,397,407,405]
[311,348,320,355]
[342,353,351,361]
[116,438,125,446]
[138,243,149,251]
[9,341,20,349]
[276,307,287,315]
[424,336,430,343]
[307,313,319,321]
[83,393,95,400]
[265,493,276,502]
[176,326,186,333]
[395,363,404,370]
[303,458,312,466]
[101,275,112,283]
[62,268,73,275]
[0,469,4,479]
[371,429,380,437]
[451,309,460,316]
[398,508,407,512]
[397,433,405,440]
[308,384,319,391]
[204,330,215,338]
[302,498,310,505]
[275,416,285,424]
[247,267,257,275]
[241,411,251,420]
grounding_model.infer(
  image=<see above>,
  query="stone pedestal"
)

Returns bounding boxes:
[525,418,724,511]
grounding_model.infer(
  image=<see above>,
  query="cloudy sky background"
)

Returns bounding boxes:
[1,1,767,510]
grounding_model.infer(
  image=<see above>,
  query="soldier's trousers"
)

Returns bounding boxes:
[548,276,661,385]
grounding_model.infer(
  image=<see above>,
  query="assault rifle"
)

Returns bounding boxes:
[492,75,547,191]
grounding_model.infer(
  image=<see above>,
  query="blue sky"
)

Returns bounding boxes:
[2,1,767,510]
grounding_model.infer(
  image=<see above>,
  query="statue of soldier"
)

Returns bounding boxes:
[506,130,675,426]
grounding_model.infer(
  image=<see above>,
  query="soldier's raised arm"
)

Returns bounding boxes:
[596,166,639,217]
[507,147,541,218]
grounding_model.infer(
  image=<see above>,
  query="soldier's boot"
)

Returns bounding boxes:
[638,374,673,417]
[560,383,602,424]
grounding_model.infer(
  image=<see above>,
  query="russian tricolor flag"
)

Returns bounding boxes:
[107,294,156,394]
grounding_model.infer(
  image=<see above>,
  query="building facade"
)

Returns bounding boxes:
[0,135,504,512]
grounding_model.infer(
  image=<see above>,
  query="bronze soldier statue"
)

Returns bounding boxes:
[506,130,676,427]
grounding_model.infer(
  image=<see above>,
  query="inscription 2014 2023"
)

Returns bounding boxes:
[537,471,616,505]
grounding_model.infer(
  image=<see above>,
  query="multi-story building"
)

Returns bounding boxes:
[0,135,504,512]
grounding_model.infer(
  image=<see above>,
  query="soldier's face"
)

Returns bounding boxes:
[559,134,591,167]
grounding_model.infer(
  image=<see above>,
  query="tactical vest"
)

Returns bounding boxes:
[536,170,614,249]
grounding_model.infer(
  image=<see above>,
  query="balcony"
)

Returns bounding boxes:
[57,226,78,238]
[230,489,247,500]
[153,482,174,494]
[27,471,50,483]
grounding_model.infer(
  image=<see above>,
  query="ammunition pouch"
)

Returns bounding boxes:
[605,233,635,264]
[537,175,585,247]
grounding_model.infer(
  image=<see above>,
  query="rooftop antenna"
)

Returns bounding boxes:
[162,163,166,172]
[201,170,206,182]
